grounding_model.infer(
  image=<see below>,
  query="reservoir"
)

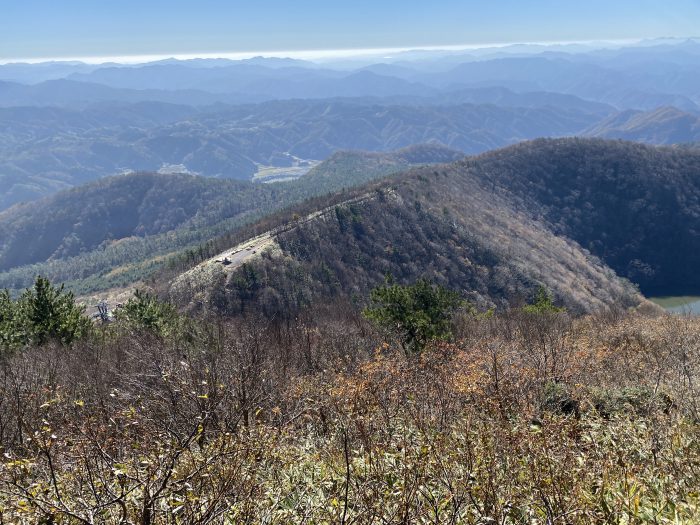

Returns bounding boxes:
[650,296,700,314]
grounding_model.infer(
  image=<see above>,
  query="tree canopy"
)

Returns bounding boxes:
[0,276,91,352]
[363,278,463,354]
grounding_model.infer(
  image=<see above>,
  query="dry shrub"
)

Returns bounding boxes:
[1,310,700,523]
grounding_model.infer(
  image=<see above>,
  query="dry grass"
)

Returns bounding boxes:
[1,309,700,523]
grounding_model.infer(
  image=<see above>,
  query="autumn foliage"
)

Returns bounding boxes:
[1,301,699,523]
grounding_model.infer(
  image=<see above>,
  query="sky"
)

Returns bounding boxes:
[2,0,699,62]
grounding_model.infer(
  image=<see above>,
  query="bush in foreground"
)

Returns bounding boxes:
[0,304,699,522]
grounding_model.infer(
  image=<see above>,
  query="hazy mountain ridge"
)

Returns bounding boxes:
[0,99,602,210]
[0,144,458,293]
[2,40,700,211]
[2,98,692,214]
[0,78,250,107]
[4,42,699,109]
[585,106,700,143]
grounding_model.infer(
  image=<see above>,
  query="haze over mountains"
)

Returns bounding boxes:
[9,1,700,519]
[2,38,700,311]
[3,38,700,105]
[2,137,699,316]
[2,39,700,210]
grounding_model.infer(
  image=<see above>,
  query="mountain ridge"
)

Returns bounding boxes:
[0,143,459,293]
[585,106,700,143]
[169,146,642,316]
[0,99,602,210]
[164,138,700,317]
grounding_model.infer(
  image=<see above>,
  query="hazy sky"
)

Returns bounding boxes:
[2,0,699,61]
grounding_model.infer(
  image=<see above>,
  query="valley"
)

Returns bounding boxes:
[3,39,700,211]
[2,137,698,312]
[252,155,320,183]
[0,99,602,210]
[0,144,462,295]
[3,32,700,523]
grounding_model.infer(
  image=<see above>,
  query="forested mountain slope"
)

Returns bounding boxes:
[171,150,643,315]
[301,143,464,191]
[0,144,458,294]
[5,137,696,309]
[458,138,700,295]
[171,138,700,315]
[0,173,277,271]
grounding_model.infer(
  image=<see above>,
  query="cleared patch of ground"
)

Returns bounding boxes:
[252,154,320,183]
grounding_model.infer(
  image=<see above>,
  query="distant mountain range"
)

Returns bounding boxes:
[1,39,699,211]
[3,40,699,110]
[0,99,606,210]
[3,96,700,211]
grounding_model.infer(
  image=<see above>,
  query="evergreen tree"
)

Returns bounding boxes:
[363,278,463,354]
[115,289,179,336]
[522,285,565,314]
[19,276,91,346]
[0,277,91,351]
[0,290,21,351]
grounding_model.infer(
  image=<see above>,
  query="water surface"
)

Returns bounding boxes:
[650,296,700,314]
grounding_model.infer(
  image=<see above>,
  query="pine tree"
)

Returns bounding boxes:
[363,278,463,354]
[18,276,91,346]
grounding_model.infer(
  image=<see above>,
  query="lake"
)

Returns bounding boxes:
[650,296,700,314]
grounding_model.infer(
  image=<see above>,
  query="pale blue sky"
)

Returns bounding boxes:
[2,0,699,61]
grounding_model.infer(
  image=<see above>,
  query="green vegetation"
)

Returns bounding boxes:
[114,289,180,336]
[363,278,463,353]
[523,285,565,314]
[0,276,91,351]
